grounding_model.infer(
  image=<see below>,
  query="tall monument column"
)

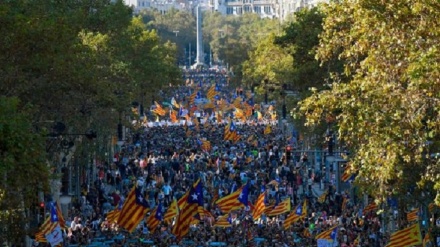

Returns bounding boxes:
[194,5,205,68]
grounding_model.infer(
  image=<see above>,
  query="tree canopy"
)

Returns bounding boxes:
[0,0,181,243]
[298,0,440,204]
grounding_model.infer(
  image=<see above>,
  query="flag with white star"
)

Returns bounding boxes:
[49,202,58,223]
[118,184,150,233]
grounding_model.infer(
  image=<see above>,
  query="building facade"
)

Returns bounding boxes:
[123,0,328,21]
[208,0,328,22]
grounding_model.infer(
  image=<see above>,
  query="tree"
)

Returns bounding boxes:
[242,33,293,92]
[0,97,50,243]
[298,0,440,204]
[140,8,196,66]
[275,6,344,93]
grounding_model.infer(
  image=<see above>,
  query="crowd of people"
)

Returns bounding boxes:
[35,69,406,247]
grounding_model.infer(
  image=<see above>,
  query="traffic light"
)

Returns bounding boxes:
[38,202,45,220]
[286,145,292,161]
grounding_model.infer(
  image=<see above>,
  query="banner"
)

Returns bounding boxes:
[317,239,338,247]
[45,225,63,247]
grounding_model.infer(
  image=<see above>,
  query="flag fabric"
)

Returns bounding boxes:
[171,97,180,108]
[117,184,150,233]
[45,225,63,247]
[152,101,166,116]
[252,193,266,220]
[214,214,232,228]
[315,226,338,240]
[267,198,291,216]
[44,202,63,247]
[423,232,432,247]
[283,200,307,229]
[189,91,198,106]
[215,183,249,213]
[353,235,360,246]
[54,202,66,229]
[407,208,419,222]
[35,232,46,243]
[172,180,203,239]
[264,125,272,135]
[177,191,189,210]
[317,190,328,203]
[341,197,349,212]
[201,140,211,151]
[206,85,217,101]
[147,203,163,232]
[35,202,66,243]
[164,199,178,223]
[341,164,356,183]
[198,207,215,220]
[363,202,378,215]
[106,200,123,223]
[385,224,422,247]
[170,110,178,123]
[303,228,312,238]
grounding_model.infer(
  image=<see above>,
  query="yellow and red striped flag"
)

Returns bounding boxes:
[117,184,150,232]
[152,101,166,116]
[341,164,356,182]
[385,224,422,247]
[164,199,178,224]
[170,110,178,123]
[189,91,198,106]
[406,208,419,222]
[233,97,242,109]
[35,202,66,242]
[353,235,360,246]
[315,226,338,240]
[423,232,432,247]
[206,85,217,101]
[198,207,215,220]
[252,193,266,220]
[318,190,328,203]
[146,203,163,232]
[283,200,307,229]
[215,184,248,213]
[267,198,291,216]
[201,140,211,151]
[263,125,272,135]
[172,180,203,239]
[303,228,312,238]
[214,214,232,228]
[363,202,378,215]
[106,208,120,223]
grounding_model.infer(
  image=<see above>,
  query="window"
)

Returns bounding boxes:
[264,6,271,14]
[226,7,233,14]
[244,5,251,12]
[235,6,242,14]
[253,6,260,13]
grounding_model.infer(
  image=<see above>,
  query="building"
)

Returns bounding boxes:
[123,0,203,14]
[208,0,328,22]
[122,0,328,21]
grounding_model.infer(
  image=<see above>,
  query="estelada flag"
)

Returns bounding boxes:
[117,184,149,232]
[385,224,422,247]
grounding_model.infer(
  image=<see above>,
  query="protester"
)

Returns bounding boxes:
[35,69,384,247]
